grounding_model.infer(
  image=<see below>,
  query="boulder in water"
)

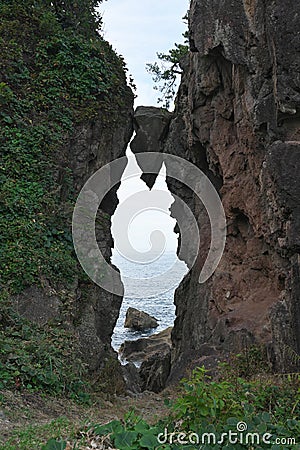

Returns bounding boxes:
[124,307,158,331]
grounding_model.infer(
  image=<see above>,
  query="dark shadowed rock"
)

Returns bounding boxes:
[130,106,172,188]
[124,307,158,331]
[120,328,172,393]
[139,350,171,393]
[132,0,300,385]
[122,363,142,394]
[119,327,172,363]
[15,285,61,325]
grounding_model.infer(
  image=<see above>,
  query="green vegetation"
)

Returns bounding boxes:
[0,293,90,400]
[146,15,189,109]
[1,417,77,450]
[1,3,299,450]
[0,0,129,294]
[93,371,299,449]
[0,0,131,400]
[44,363,300,449]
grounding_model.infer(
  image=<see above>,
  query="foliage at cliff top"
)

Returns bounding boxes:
[0,0,131,397]
[146,14,189,109]
[0,0,130,294]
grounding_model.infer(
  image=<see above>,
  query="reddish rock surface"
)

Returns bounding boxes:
[132,0,300,387]
[168,0,300,376]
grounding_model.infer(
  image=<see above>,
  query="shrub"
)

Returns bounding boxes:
[47,366,300,449]
[0,0,132,398]
[0,292,90,401]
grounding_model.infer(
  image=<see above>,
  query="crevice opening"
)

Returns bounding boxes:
[110,146,188,361]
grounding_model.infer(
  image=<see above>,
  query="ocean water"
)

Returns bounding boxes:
[111,250,188,352]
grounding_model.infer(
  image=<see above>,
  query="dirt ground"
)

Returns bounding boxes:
[0,387,174,447]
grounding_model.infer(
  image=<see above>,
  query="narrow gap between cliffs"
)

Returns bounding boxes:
[110,144,188,366]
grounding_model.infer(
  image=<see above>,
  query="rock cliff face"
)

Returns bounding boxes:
[133,0,300,384]
[68,101,133,372]
[172,0,300,374]
[0,0,136,394]
[16,96,133,373]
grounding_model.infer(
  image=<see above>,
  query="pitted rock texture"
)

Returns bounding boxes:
[124,307,158,331]
[131,106,172,188]
[16,90,134,373]
[68,96,133,370]
[132,0,300,386]
[168,0,300,375]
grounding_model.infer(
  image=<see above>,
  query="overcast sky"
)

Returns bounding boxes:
[111,148,178,254]
[99,1,188,256]
[100,0,188,106]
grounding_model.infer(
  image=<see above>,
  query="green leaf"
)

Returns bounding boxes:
[113,431,139,449]
[257,423,267,434]
[94,420,123,436]
[139,431,160,449]
[262,411,271,423]
[42,438,66,450]
[134,420,150,433]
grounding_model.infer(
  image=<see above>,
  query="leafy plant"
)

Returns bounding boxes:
[0,0,133,399]
[0,0,130,293]
[48,367,299,449]
[93,411,162,450]
[42,438,67,450]
[49,0,103,36]
[0,292,91,401]
[171,366,245,429]
[146,14,189,108]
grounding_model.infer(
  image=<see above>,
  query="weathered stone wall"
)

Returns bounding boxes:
[132,0,300,386]
[16,89,134,374]
[70,95,134,371]
[168,0,300,375]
